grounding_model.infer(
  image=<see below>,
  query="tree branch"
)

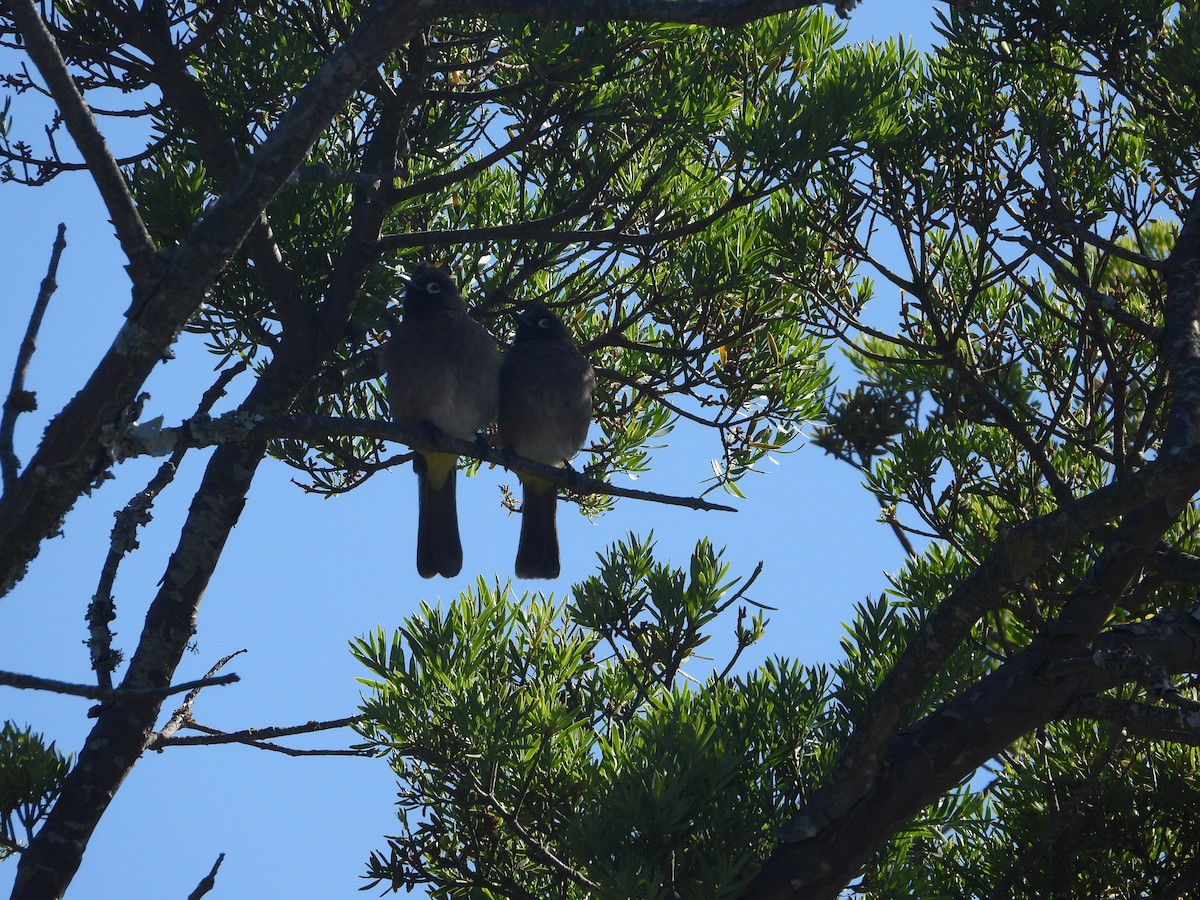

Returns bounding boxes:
[186,853,225,900]
[742,605,1200,898]
[1,223,65,492]
[1050,197,1200,642]
[151,715,371,757]
[425,0,833,27]
[1063,695,1200,744]
[9,439,268,899]
[155,650,247,744]
[116,411,739,513]
[0,669,239,701]
[1147,546,1200,584]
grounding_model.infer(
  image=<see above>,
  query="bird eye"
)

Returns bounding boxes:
[538,318,551,329]
[426,282,442,294]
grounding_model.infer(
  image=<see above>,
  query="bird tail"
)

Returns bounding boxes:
[416,451,463,578]
[515,476,559,579]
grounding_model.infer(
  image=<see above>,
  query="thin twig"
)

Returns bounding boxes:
[1,223,66,491]
[0,669,238,700]
[472,781,606,895]
[712,562,771,683]
[155,650,248,745]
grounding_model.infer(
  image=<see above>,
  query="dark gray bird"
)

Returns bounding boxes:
[384,264,500,578]
[497,303,595,579]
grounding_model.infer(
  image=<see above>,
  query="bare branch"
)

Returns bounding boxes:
[1,223,66,492]
[152,715,370,757]
[12,438,267,900]
[287,162,411,186]
[0,669,239,701]
[156,651,248,745]
[186,852,225,900]
[157,715,364,746]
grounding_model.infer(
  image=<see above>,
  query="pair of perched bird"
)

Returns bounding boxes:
[384,263,594,581]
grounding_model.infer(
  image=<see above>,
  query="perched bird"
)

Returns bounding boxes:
[498,303,595,579]
[384,264,501,578]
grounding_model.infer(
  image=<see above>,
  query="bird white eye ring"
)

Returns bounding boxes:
[538,318,550,328]
[426,282,442,294]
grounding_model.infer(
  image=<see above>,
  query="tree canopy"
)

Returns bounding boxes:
[4,0,1200,898]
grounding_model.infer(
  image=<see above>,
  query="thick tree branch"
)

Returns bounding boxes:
[92,0,312,331]
[743,606,1200,898]
[1051,198,1200,642]
[1148,546,1200,584]
[376,188,760,252]
[8,10,474,891]
[10,439,268,900]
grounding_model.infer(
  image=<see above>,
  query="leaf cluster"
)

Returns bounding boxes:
[0,721,70,860]
[0,6,854,499]
[353,536,834,898]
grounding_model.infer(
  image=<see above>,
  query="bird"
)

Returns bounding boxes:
[383,263,501,578]
[497,303,595,579]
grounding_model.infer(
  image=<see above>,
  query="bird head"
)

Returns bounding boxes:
[511,303,571,342]
[402,263,463,314]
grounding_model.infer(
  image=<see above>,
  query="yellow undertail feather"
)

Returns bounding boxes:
[421,451,458,491]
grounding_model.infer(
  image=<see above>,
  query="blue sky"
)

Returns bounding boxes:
[0,5,940,898]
